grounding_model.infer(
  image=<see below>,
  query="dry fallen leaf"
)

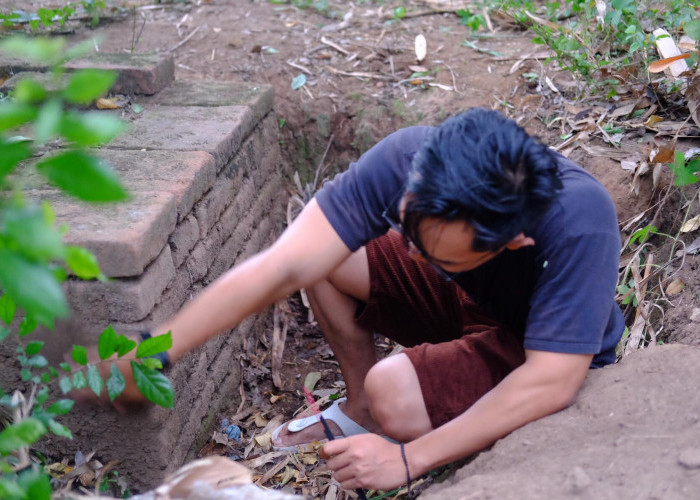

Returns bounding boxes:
[650,139,676,163]
[648,54,691,73]
[270,393,285,404]
[666,278,684,296]
[408,65,428,73]
[687,74,700,129]
[96,97,120,109]
[254,432,273,450]
[681,215,700,233]
[304,371,322,393]
[254,412,269,428]
[652,28,689,76]
[415,34,427,62]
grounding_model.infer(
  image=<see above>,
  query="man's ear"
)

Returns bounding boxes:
[506,233,535,250]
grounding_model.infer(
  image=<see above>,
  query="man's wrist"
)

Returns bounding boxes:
[139,331,172,369]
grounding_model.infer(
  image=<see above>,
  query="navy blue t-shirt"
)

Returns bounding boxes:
[315,126,624,367]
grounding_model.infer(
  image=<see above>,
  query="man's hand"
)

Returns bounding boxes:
[66,342,149,413]
[321,434,408,491]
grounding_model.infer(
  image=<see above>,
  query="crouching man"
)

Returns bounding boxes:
[82,108,623,492]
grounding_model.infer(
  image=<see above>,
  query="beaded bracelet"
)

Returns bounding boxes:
[400,442,413,497]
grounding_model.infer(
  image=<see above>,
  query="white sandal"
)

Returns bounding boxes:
[271,398,370,453]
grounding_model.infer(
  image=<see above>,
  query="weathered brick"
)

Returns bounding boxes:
[23,190,177,278]
[96,150,217,221]
[149,80,274,125]
[107,105,254,170]
[0,55,47,77]
[65,52,174,95]
[169,214,200,268]
[65,245,175,322]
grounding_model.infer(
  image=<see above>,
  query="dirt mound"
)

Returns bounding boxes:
[422,344,700,499]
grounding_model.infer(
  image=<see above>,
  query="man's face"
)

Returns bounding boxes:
[408,216,504,274]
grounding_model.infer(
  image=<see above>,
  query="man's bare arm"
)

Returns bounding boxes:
[88,200,350,406]
[407,350,592,475]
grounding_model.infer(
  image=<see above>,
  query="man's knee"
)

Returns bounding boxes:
[364,354,432,441]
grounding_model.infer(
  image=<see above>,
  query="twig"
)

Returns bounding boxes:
[325,66,394,81]
[169,25,202,52]
[445,63,463,95]
[320,36,349,56]
[380,8,457,20]
[313,134,334,189]
[286,59,314,75]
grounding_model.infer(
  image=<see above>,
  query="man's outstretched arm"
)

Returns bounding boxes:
[89,199,350,406]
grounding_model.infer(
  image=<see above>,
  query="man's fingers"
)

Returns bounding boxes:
[320,436,350,457]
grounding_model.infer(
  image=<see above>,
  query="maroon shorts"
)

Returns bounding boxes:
[356,231,525,428]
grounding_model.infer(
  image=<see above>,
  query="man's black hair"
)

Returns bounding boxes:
[403,108,562,253]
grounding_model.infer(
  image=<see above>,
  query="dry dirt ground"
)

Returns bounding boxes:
[2,0,700,498]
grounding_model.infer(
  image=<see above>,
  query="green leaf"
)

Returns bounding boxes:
[0,327,10,342]
[131,361,174,408]
[86,364,103,396]
[59,376,72,394]
[13,78,47,104]
[141,357,162,370]
[21,368,32,381]
[0,102,38,132]
[114,335,137,357]
[59,111,126,146]
[47,419,72,439]
[136,332,172,358]
[71,345,88,366]
[0,477,26,498]
[106,363,125,401]
[0,35,65,61]
[25,341,44,356]
[59,362,71,373]
[18,315,38,337]
[48,399,74,415]
[35,386,49,404]
[686,20,700,41]
[65,246,102,280]
[26,355,48,368]
[72,371,86,389]
[0,138,32,179]
[0,249,68,327]
[34,99,62,143]
[291,73,307,90]
[2,205,66,261]
[0,294,16,325]
[62,69,116,105]
[671,151,699,186]
[97,325,117,360]
[0,417,46,454]
[18,468,52,500]
[36,150,128,202]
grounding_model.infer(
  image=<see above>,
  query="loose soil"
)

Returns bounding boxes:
[2,0,699,498]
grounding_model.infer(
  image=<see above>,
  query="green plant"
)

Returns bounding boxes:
[0,36,174,500]
[457,8,486,31]
[0,0,106,30]
[670,151,700,187]
[497,0,699,94]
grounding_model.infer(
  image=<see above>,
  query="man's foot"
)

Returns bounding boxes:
[272,398,381,451]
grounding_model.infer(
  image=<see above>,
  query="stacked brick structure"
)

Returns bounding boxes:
[0,53,288,488]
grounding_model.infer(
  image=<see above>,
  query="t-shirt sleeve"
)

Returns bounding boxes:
[314,126,432,251]
[524,180,621,355]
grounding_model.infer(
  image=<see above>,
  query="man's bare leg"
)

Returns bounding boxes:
[273,248,381,448]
